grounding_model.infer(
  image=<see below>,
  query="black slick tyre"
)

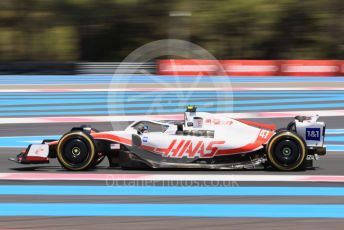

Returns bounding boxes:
[57,131,96,171]
[266,131,307,171]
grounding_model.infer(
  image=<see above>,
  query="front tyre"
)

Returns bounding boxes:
[266,131,307,171]
[57,132,96,171]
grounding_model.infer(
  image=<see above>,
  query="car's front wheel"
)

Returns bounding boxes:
[57,132,96,171]
[266,131,307,171]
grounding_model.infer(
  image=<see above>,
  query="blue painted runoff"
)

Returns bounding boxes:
[1,203,344,218]
[1,186,344,196]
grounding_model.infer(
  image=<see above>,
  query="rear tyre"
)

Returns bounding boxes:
[266,131,307,171]
[57,132,96,171]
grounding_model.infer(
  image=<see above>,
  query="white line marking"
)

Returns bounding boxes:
[0,173,344,182]
[326,129,344,135]
[1,87,344,93]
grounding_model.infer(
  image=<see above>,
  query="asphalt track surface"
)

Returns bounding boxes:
[1,76,344,229]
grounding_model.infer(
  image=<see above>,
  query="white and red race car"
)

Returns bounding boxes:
[10,106,326,171]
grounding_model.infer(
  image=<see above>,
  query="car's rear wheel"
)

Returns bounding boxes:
[57,132,96,171]
[266,131,307,171]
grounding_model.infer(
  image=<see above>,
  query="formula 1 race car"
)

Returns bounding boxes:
[10,106,326,171]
